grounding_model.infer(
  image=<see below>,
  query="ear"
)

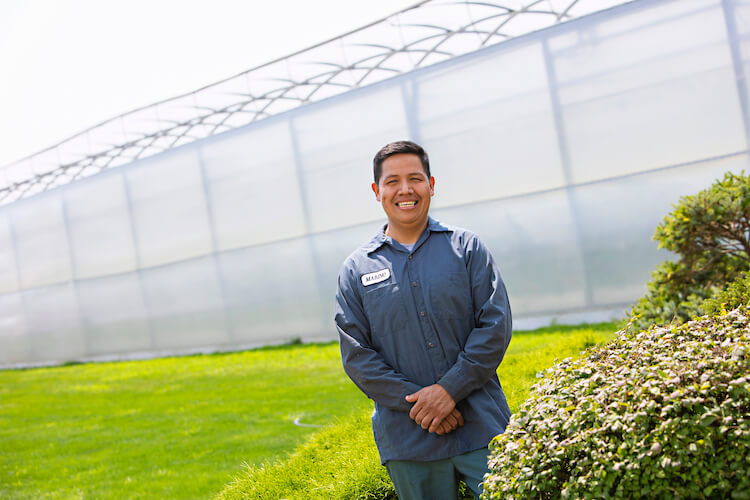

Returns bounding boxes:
[372,182,381,201]
[429,176,435,196]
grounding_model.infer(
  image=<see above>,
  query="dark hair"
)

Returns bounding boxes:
[372,140,430,184]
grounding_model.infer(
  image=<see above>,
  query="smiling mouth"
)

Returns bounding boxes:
[397,201,417,207]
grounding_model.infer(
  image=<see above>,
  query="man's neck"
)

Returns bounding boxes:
[385,218,429,245]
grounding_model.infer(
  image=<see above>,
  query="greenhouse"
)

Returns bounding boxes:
[1,0,748,366]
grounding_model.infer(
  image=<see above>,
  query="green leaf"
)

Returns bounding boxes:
[699,413,718,426]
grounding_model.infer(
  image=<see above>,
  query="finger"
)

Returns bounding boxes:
[455,409,464,427]
[449,408,462,426]
[436,420,450,435]
[412,411,427,427]
[451,415,461,431]
[443,418,458,434]
[409,406,418,420]
[439,421,454,434]
[447,412,458,426]
[405,393,418,402]
[414,406,430,423]
[428,415,443,433]
[440,414,455,431]
[409,401,426,421]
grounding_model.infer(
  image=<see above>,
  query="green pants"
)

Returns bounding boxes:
[385,447,490,500]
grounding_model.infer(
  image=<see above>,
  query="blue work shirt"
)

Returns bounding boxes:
[335,217,512,464]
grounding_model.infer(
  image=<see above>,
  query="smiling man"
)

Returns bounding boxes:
[334,141,513,500]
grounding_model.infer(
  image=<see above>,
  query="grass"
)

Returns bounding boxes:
[1,323,617,500]
[215,323,617,500]
[0,343,371,499]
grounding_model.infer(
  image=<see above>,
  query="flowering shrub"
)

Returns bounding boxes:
[483,308,750,499]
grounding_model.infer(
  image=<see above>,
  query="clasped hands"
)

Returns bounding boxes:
[405,384,464,435]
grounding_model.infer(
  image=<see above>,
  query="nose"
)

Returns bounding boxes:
[397,179,413,194]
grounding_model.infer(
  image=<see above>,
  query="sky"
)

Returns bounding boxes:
[0,0,416,166]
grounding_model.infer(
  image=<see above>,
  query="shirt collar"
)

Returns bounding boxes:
[364,216,453,254]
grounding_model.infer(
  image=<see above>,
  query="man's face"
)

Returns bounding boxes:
[372,153,435,229]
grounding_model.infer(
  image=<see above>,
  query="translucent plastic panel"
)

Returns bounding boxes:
[56,133,92,167]
[86,118,131,161]
[341,20,421,87]
[218,238,326,344]
[565,0,632,18]
[22,283,86,363]
[141,256,229,350]
[28,149,59,177]
[553,0,746,182]
[0,209,19,293]
[367,0,588,65]
[119,106,162,143]
[574,154,750,305]
[2,159,33,189]
[77,273,152,355]
[194,77,253,114]
[199,120,306,250]
[125,148,213,268]
[417,42,565,208]
[563,68,744,183]
[309,223,391,338]
[0,292,30,365]
[552,0,727,83]
[284,43,357,102]
[309,223,385,287]
[431,189,587,316]
[730,0,750,112]
[293,85,410,233]
[11,192,73,288]
[63,172,137,279]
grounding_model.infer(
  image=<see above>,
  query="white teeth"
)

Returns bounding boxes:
[398,201,416,207]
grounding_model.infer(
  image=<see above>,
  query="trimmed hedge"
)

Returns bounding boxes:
[483,308,750,499]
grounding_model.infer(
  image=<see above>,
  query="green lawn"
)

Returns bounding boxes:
[0,344,371,499]
[1,323,617,499]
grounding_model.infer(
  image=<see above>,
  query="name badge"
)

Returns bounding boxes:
[361,268,391,286]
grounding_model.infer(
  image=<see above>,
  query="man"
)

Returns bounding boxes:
[334,140,512,500]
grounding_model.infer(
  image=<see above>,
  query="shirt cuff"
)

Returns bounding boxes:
[397,383,423,411]
[437,367,469,403]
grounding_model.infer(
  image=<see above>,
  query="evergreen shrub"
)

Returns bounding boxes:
[702,270,750,316]
[483,308,750,499]
[629,171,750,330]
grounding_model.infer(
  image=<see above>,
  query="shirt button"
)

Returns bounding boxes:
[411,281,418,287]
[408,254,413,260]
[419,311,426,317]
[428,342,435,348]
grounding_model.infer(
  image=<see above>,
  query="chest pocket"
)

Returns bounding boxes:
[362,281,408,336]
[428,272,472,319]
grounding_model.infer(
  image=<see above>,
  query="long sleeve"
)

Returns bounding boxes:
[335,266,422,412]
[437,235,512,403]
